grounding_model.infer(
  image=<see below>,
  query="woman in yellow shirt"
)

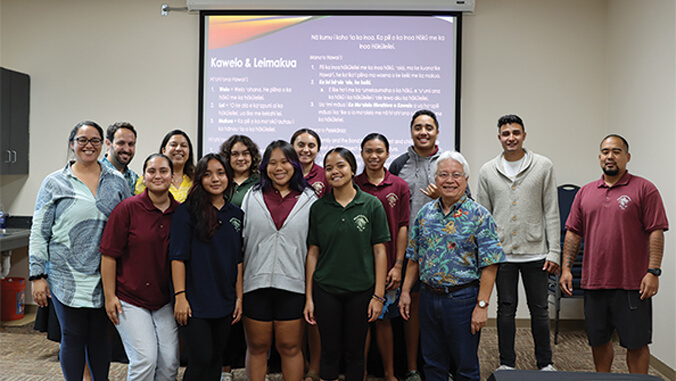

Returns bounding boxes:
[135,130,195,202]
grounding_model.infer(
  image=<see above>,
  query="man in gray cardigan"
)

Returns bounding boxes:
[476,114,560,372]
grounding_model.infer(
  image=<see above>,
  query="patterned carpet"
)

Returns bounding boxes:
[0,323,669,381]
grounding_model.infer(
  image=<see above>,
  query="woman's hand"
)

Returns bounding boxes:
[304,299,316,325]
[232,298,243,324]
[386,265,402,290]
[174,294,192,326]
[367,298,383,323]
[105,295,122,325]
[31,278,51,308]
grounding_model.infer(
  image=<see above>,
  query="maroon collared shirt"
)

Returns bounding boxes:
[263,187,302,230]
[100,190,179,310]
[306,163,330,198]
[354,169,411,270]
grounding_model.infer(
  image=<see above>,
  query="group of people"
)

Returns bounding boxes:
[28,109,667,381]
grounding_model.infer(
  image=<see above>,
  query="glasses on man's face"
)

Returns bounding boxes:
[435,172,464,180]
[73,136,103,147]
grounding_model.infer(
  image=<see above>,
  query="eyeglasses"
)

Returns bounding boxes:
[435,172,464,180]
[73,136,103,147]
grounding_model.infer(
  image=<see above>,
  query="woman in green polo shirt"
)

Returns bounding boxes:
[304,147,389,381]
[219,135,261,208]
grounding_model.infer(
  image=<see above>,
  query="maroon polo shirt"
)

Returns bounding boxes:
[566,171,669,290]
[263,187,301,230]
[354,169,411,270]
[306,163,330,198]
[100,190,180,310]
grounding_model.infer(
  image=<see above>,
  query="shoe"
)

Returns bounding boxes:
[448,372,454,381]
[404,370,423,381]
[221,372,233,381]
[496,365,515,371]
[265,375,272,381]
[540,364,557,371]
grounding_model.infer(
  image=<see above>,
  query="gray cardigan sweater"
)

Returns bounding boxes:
[476,149,561,264]
[241,187,317,295]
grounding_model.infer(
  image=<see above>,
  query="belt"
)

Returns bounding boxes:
[423,280,479,295]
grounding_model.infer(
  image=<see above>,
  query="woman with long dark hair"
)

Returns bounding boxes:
[355,134,411,381]
[135,129,196,202]
[291,128,329,198]
[241,140,317,381]
[29,121,129,381]
[304,147,389,381]
[170,153,244,381]
[100,153,180,381]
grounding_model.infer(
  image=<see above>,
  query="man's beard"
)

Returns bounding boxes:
[603,166,619,176]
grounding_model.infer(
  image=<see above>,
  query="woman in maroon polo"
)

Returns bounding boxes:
[100,153,180,381]
[354,133,411,381]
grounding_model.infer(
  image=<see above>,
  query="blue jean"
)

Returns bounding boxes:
[496,259,552,369]
[51,295,111,381]
[419,284,480,381]
[115,301,179,381]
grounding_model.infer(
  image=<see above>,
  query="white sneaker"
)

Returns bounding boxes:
[221,372,233,381]
[496,365,515,371]
[540,364,557,371]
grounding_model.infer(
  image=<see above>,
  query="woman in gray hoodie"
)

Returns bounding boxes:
[241,140,318,381]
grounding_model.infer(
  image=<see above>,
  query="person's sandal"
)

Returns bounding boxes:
[304,371,320,381]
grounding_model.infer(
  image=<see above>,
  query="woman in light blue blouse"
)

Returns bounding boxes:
[29,121,129,381]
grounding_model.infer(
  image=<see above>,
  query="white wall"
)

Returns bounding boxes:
[606,0,676,370]
[1,0,673,371]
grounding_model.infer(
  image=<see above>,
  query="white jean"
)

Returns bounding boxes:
[116,301,179,381]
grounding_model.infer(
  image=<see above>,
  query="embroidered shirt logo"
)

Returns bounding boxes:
[386,193,399,208]
[353,215,369,232]
[230,217,242,232]
[617,195,632,210]
[312,181,325,196]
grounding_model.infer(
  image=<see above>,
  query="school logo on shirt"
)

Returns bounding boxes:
[312,181,325,195]
[617,195,632,210]
[230,217,242,232]
[353,215,370,232]
[386,193,399,209]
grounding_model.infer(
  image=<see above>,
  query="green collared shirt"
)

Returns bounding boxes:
[308,184,390,294]
[230,174,260,208]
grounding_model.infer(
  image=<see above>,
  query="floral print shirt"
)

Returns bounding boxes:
[407,195,505,287]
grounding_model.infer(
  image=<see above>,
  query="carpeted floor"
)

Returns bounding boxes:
[0,323,668,381]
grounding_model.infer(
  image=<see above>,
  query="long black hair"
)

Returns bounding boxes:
[256,140,309,193]
[186,153,234,242]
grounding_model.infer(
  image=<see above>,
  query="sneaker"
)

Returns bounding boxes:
[540,364,557,371]
[221,372,233,381]
[404,370,423,381]
[448,372,454,381]
[265,375,272,381]
[496,365,515,371]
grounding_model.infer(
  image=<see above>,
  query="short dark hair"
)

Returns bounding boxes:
[160,129,195,180]
[410,110,439,130]
[257,140,309,193]
[323,147,358,176]
[601,134,629,152]
[219,135,261,175]
[142,153,173,174]
[291,128,322,151]
[106,122,137,142]
[361,133,390,152]
[497,114,525,132]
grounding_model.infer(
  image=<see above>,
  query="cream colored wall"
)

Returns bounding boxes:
[606,0,675,370]
[0,0,199,213]
[0,0,673,371]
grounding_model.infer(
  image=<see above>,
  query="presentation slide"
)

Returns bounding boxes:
[201,13,459,166]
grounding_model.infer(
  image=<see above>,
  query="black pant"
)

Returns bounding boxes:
[182,315,233,381]
[314,284,373,381]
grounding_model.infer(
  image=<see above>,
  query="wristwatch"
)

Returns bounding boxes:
[477,300,489,308]
[647,268,662,277]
